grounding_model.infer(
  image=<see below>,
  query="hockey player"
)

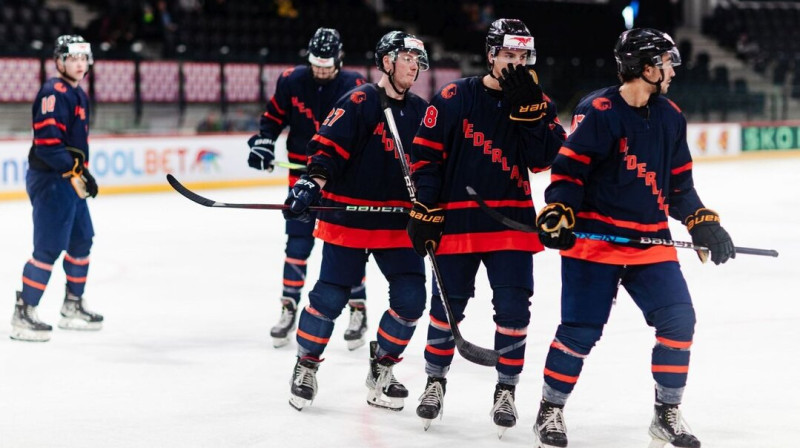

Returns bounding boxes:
[407,19,566,436]
[11,35,103,342]
[283,31,429,412]
[246,27,369,349]
[532,28,735,448]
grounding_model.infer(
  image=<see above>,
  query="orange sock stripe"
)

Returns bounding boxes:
[544,367,579,384]
[425,345,455,356]
[652,365,689,374]
[304,305,325,318]
[429,314,450,329]
[496,325,528,336]
[283,279,305,287]
[550,340,587,359]
[499,356,525,366]
[64,254,90,265]
[28,258,53,271]
[285,257,307,266]
[656,336,692,349]
[296,329,329,345]
[66,275,87,283]
[377,327,409,346]
[22,276,47,291]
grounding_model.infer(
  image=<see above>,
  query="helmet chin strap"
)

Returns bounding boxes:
[641,69,664,97]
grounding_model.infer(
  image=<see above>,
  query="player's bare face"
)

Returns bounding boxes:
[491,49,529,77]
[645,53,676,94]
[59,54,89,86]
[392,51,421,90]
[311,64,337,82]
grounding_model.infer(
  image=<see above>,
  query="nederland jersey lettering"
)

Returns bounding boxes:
[259,66,365,183]
[30,77,90,173]
[546,86,704,265]
[307,83,427,249]
[411,76,566,255]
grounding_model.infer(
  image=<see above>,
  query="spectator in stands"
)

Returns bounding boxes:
[736,33,759,63]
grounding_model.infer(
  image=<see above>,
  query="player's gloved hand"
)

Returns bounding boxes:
[685,208,735,265]
[62,148,98,199]
[247,134,275,171]
[283,175,322,223]
[406,201,445,257]
[536,203,576,250]
[498,63,547,122]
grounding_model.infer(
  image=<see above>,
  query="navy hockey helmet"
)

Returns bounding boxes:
[614,28,680,77]
[374,30,429,73]
[485,18,535,65]
[54,34,93,65]
[308,27,343,69]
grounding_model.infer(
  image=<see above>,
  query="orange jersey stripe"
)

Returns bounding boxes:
[296,329,329,345]
[322,191,411,208]
[263,112,283,125]
[314,221,410,249]
[378,327,410,346]
[577,211,670,233]
[33,118,66,131]
[443,198,532,210]
[551,173,583,186]
[561,239,678,265]
[34,138,62,146]
[437,230,543,254]
[544,367,579,384]
[671,162,692,175]
[312,134,350,160]
[413,136,444,151]
[270,96,285,115]
[559,146,591,164]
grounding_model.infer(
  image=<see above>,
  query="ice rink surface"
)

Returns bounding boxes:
[1,155,798,448]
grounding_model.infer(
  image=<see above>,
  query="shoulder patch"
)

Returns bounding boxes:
[355,78,366,86]
[350,91,367,104]
[441,83,457,99]
[282,68,295,77]
[666,98,682,113]
[54,82,67,93]
[592,97,611,111]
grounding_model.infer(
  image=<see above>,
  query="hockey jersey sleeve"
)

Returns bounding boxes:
[257,69,293,140]
[666,111,704,222]
[544,106,614,210]
[306,87,375,183]
[516,95,567,173]
[32,82,78,172]
[410,89,459,205]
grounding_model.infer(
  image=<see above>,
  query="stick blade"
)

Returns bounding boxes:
[166,174,216,207]
[456,340,499,367]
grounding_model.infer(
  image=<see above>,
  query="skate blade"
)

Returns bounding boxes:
[496,425,510,439]
[10,326,51,342]
[366,389,404,411]
[345,336,366,351]
[272,336,291,348]
[289,395,312,411]
[421,418,433,431]
[58,317,102,331]
[647,438,668,448]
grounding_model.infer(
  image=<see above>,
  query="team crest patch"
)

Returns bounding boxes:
[592,97,612,111]
[350,91,367,104]
[441,83,457,99]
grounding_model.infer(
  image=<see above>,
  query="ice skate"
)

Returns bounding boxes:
[534,399,568,448]
[270,297,297,348]
[289,356,321,411]
[10,291,52,342]
[648,403,701,448]
[416,376,446,430]
[491,383,518,438]
[58,290,103,330]
[365,341,408,411]
[343,300,367,350]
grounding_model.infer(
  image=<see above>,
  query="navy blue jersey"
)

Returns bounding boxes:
[307,83,428,249]
[258,66,365,183]
[410,76,566,254]
[545,86,704,265]
[29,77,90,172]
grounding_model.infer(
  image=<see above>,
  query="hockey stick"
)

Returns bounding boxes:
[166,174,408,213]
[465,186,779,258]
[274,160,307,170]
[380,92,500,367]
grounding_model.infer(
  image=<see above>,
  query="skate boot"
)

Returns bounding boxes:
[416,376,446,430]
[365,341,408,411]
[10,291,52,342]
[270,297,297,348]
[59,290,103,330]
[491,383,518,438]
[343,300,367,350]
[534,399,568,448]
[648,403,701,448]
[289,355,321,411]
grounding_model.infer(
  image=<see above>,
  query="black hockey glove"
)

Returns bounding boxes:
[685,208,735,265]
[498,63,547,123]
[62,148,98,199]
[247,134,275,171]
[536,203,576,250]
[406,201,445,257]
[283,175,322,223]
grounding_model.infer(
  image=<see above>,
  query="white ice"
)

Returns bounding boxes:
[1,156,798,448]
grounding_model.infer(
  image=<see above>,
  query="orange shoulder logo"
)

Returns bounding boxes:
[441,83,457,99]
[355,78,366,86]
[592,97,611,111]
[54,82,67,93]
[350,91,367,104]
[282,68,295,77]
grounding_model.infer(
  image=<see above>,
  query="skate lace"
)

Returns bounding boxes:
[347,308,365,332]
[418,380,445,416]
[293,362,318,392]
[539,405,567,434]
[25,305,41,322]
[490,389,518,419]
[374,362,401,392]
[277,306,296,328]
[663,406,692,435]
